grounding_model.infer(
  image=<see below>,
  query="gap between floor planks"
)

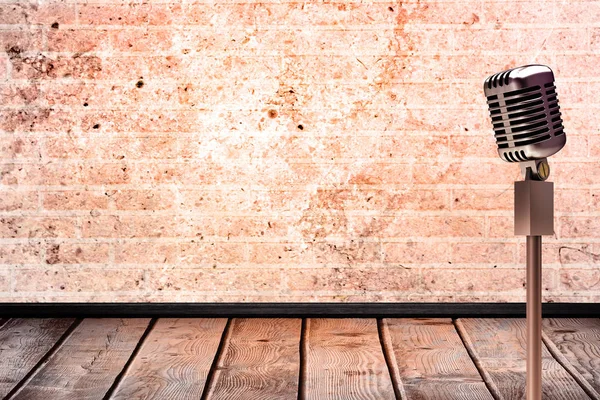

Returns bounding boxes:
[1,318,599,400]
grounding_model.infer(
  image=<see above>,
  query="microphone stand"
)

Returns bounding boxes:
[515,158,553,400]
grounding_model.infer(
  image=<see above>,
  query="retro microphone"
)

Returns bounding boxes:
[483,64,566,400]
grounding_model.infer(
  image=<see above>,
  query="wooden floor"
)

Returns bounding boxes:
[0,318,599,399]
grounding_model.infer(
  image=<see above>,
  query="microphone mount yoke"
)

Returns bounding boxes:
[520,157,550,181]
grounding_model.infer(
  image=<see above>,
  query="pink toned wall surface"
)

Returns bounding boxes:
[0,0,598,303]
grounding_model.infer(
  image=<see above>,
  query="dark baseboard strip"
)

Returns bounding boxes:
[0,302,598,318]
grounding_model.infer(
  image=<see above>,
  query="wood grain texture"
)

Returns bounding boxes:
[304,318,395,400]
[0,318,75,398]
[11,318,150,400]
[206,318,301,400]
[457,318,590,400]
[543,318,600,397]
[384,318,494,399]
[109,318,227,400]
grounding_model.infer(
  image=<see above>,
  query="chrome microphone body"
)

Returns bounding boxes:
[484,64,566,180]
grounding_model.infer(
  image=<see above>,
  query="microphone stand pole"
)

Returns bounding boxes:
[515,158,553,400]
[526,235,542,400]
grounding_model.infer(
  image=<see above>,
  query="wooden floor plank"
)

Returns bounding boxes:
[384,318,494,399]
[109,318,227,400]
[457,318,590,400]
[205,318,301,400]
[0,318,75,398]
[543,318,600,398]
[304,318,395,400]
[11,318,150,400]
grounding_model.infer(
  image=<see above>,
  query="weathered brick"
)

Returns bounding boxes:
[452,188,512,211]
[0,108,78,133]
[146,267,282,291]
[561,108,600,133]
[247,242,311,264]
[43,190,109,210]
[0,217,77,238]
[519,28,588,52]
[82,215,181,238]
[0,190,38,211]
[110,28,174,52]
[413,161,519,185]
[383,241,451,263]
[589,191,600,212]
[0,57,6,80]
[454,29,521,53]
[397,1,483,25]
[0,243,42,264]
[179,189,250,212]
[451,242,516,264]
[285,266,418,292]
[422,268,525,293]
[483,1,555,24]
[47,29,111,52]
[449,135,501,159]
[553,162,600,187]
[0,3,76,25]
[556,2,600,24]
[45,242,110,264]
[110,189,175,210]
[380,135,448,159]
[382,216,485,238]
[374,189,449,211]
[77,3,182,26]
[115,241,179,264]
[560,217,600,239]
[81,163,131,185]
[313,241,381,264]
[213,216,290,238]
[0,29,44,52]
[249,189,310,213]
[560,269,600,291]
[8,54,103,81]
[0,269,8,292]
[0,84,42,107]
[556,189,590,213]
[556,55,600,78]
[487,216,514,238]
[180,241,247,264]
[346,163,413,185]
[14,267,144,292]
[0,163,81,186]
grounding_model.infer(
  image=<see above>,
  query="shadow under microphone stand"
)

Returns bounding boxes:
[515,157,553,400]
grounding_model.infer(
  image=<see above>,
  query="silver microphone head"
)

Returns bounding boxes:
[483,64,566,173]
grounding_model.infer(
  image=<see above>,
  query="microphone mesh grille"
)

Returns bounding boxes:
[485,81,564,163]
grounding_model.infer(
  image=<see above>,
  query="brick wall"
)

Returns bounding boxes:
[1,0,598,302]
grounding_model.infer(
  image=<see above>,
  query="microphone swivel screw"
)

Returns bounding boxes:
[536,160,550,181]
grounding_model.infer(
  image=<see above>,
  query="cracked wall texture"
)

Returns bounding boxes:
[0,0,599,302]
